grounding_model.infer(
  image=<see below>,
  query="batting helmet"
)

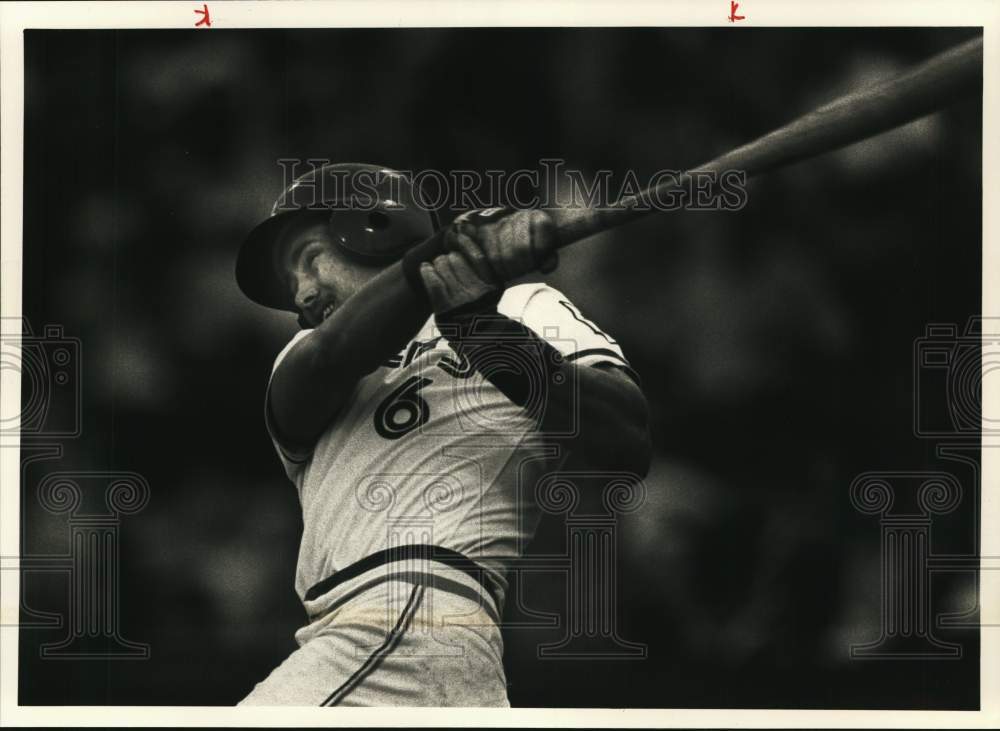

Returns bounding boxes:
[236,162,438,313]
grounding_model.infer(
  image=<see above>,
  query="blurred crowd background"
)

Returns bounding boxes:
[17,28,981,707]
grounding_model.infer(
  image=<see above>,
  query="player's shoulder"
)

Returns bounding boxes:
[497,281,567,320]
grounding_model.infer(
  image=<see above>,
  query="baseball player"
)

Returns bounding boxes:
[234,163,650,706]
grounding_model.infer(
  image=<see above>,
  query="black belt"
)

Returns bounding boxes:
[305,544,503,612]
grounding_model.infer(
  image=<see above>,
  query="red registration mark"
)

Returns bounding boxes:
[194,3,211,27]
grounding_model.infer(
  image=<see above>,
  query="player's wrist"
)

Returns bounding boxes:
[401,228,448,303]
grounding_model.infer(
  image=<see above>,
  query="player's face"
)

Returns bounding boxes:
[281,220,379,327]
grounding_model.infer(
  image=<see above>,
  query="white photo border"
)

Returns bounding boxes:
[1,0,997,726]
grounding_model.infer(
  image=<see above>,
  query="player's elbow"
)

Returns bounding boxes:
[636,430,653,477]
[581,392,652,477]
[608,373,652,477]
[630,422,653,477]
[611,404,652,478]
[571,416,650,477]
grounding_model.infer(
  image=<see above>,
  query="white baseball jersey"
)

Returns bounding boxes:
[264,282,634,609]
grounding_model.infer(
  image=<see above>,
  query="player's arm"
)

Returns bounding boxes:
[419,209,651,477]
[545,362,651,475]
[268,263,431,447]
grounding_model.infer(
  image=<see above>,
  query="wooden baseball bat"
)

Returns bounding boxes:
[548,36,982,247]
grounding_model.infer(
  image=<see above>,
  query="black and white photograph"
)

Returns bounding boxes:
[0,0,996,725]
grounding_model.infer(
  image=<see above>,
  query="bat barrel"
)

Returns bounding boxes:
[549,36,982,248]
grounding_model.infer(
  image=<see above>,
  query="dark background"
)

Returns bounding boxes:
[17,28,982,707]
